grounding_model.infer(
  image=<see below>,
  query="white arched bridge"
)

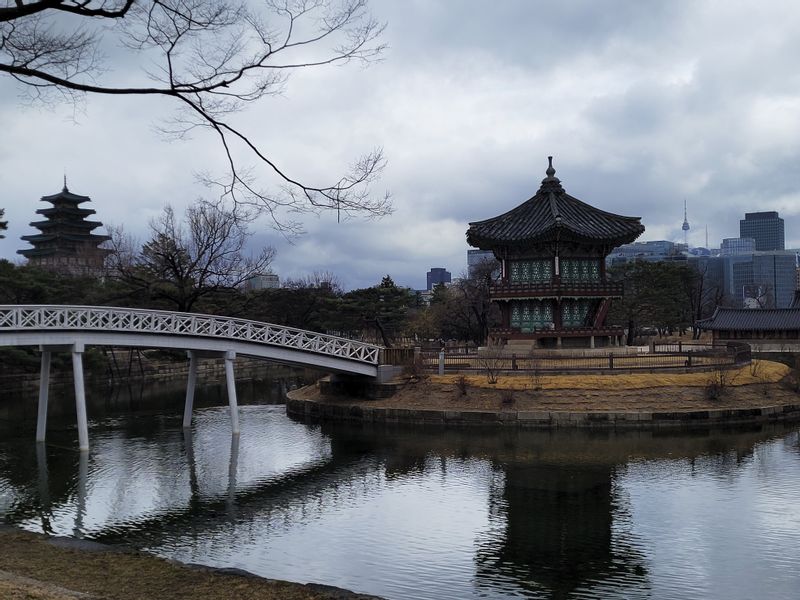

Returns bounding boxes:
[0,305,385,451]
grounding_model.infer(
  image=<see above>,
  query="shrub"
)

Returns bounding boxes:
[705,367,737,400]
[479,341,505,384]
[455,375,469,396]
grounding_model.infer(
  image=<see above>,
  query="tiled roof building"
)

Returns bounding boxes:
[466,158,644,349]
[698,307,800,341]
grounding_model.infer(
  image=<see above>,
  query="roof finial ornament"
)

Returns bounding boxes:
[63,173,68,192]
[546,156,556,178]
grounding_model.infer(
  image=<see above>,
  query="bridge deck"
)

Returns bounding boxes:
[0,305,381,376]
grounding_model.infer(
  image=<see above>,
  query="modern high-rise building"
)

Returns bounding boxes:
[607,240,682,266]
[739,211,784,251]
[720,237,756,256]
[426,267,451,290]
[244,273,280,291]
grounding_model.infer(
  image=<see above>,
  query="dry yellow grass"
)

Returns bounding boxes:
[429,360,790,390]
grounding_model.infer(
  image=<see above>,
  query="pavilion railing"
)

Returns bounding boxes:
[0,305,381,365]
[490,278,624,298]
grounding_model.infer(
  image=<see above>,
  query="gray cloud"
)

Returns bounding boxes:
[2,0,800,293]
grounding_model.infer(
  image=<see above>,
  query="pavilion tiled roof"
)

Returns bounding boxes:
[698,307,800,331]
[466,157,645,249]
[40,188,91,204]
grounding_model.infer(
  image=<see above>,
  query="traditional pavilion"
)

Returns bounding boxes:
[18,181,111,276]
[466,157,645,349]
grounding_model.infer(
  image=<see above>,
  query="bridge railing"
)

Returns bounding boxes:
[0,305,381,365]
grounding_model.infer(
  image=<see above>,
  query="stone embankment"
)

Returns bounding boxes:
[0,351,309,396]
[287,361,800,429]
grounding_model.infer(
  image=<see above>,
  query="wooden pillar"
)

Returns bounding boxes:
[36,350,52,442]
[225,351,240,434]
[183,351,198,429]
[72,343,89,452]
[554,299,563,330]
[590,335,595,349]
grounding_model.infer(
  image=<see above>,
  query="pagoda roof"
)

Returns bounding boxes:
[30,219,104,230]
[35,206,96,218]
[21,232,111,244]
[40,184,92,205]
[467,158,645,249]
[17,247,59,258]
[17,246,112,258]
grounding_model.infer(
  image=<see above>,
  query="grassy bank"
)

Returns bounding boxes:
[0,529,380,600]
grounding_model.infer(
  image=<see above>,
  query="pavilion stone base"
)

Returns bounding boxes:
[492,331,626,355]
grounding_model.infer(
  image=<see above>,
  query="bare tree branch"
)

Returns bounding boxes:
[1,0,391,231]
[107,199,276,311]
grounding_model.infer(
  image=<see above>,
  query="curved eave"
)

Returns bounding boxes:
[467,224,644,250]
[35,208,96,218]
[30,220,103,229]
[40,191,91,204]
[17,248,57,257]
[21,233,111,244]
[467,192,645,250]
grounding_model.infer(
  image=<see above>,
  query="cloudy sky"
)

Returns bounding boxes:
[2,0,800,291]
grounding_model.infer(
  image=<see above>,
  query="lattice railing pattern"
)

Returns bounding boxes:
[0,305,381,365]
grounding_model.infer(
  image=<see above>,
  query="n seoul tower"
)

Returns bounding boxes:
[682,200,690,246]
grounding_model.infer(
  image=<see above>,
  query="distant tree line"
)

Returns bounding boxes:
[1,197,736,347]
[606,260,724,343]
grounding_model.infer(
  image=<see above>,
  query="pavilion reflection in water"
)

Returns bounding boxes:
[0,405,794,598]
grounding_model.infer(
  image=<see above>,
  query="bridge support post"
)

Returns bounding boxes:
[225,351,240,435]
[183,351,198,429]
[72,343,89,452]
[36,350,52,442]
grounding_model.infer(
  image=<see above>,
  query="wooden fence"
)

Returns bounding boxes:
[415,342,751,374]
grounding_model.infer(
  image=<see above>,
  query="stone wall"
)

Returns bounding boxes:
[0,353,305,396]
[286,395,800,429]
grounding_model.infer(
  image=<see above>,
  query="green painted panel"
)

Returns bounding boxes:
[509,260,553,283]
[561,259,601,282]
[561,299,592,327]
[510,300,554,331]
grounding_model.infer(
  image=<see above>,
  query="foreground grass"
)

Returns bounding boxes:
[428,360,789,390]
[0,529,379,600]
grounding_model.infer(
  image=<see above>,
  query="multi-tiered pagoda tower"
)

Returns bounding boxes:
[18,181,111,276]
[467,158,645,349]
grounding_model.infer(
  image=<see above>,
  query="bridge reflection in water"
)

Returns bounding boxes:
[1,385,799,600]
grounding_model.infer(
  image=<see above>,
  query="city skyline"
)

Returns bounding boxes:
[2,1,800,291]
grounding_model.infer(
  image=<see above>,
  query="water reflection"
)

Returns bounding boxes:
[1,383,800,600]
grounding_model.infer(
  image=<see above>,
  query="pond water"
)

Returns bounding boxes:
[1,375,799,599]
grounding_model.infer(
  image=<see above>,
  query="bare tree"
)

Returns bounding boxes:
[1,0,390,232]
[108,199,275,311]
[284,270,343,293]
[0,207,6,238]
